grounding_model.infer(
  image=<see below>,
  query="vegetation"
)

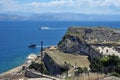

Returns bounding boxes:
[61,62,71,77]
[75,67,89,76]
[65,30,84,39]
[63,62,71,71]
[29,62,49,74]
[90,54,120,77]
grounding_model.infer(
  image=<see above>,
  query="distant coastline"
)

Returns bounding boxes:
[0,13,120,21]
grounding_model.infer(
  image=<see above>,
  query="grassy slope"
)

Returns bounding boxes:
[45,50,90,68]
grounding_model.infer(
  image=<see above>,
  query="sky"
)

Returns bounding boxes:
[0,0,120,15]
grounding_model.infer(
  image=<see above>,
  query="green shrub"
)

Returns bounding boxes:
[90,54,120,77]
[110,72,120,77]
[29,62,49,74]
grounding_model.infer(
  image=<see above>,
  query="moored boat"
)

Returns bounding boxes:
[28,44,36,48]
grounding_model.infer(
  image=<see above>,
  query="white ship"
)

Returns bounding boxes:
[40,26,50,30]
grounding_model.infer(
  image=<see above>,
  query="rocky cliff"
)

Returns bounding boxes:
[43,51,62,76]
[58,27,120,58]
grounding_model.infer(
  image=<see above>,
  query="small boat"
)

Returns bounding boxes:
[28,44,36,48]
[40,26,50,30]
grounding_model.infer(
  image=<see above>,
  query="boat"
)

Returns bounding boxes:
[40,26,50,30]
[28,44,36,48]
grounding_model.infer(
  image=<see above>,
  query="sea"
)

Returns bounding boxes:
[0,21,120,73]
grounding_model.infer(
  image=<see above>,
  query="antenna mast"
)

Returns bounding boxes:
[41,41,43,62]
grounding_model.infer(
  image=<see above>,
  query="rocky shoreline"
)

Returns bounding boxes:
[0,47,61,80]
[0,53,38,80]
[0,65,23,76]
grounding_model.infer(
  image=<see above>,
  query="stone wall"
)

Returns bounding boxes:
[43,52,62,76]
[25,69,42,78]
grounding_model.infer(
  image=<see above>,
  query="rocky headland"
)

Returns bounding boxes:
[42,27,120,79]
[58,27,120,58]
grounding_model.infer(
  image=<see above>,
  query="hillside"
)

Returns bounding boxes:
[1,13,120,21]
[58,27,120,58]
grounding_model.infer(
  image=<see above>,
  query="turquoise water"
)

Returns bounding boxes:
[0,21,120,73]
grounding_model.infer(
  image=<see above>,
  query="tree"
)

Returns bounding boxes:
[83,67,89,74]
[75,67,83,76]
[29,62,49,74]
[90,57,103,72]
[90,54,120,77]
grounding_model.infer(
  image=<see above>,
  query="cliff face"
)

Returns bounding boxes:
[58,27,120,58]
[43,52,62,76]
